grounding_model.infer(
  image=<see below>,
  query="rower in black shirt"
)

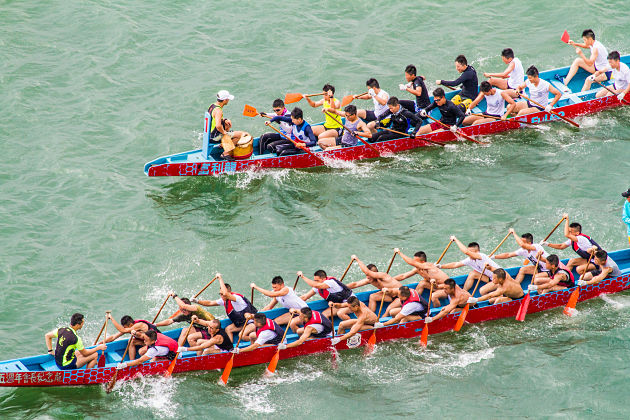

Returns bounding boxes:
[437,55,479,109]
[399,64,431,113]
[415,88,466,136]
[372,97,423,142]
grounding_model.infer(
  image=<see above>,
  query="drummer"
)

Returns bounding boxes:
[207,90,247,159]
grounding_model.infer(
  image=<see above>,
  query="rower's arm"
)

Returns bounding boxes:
[300,289,316,301]
[549,85,562,107]
[305,96,321,107]
[212,108,227,135]
[324,107,345,116]
[396,250,424,271]
[383,312,404,326]
[354,257,387,280]
[431,301,457,322]
[498,61,515,78]
[262,298,278,312]
[239,342,261,353]
[346,278,370,289]
[108,316,127,334]
[493,251,517,260]
[477,287,503,302]
[300,274,329,290]
[337,319,365,342]
[563,214,578,242]
[373,92,388,106]
[44,329,56,353]
[393,268,419,282]
[251,284,284,298]
[453,237,481,259]
[439,261,464,269]
[154,318,175,327]
[197,299,219,307]
[502,91,517,117]
[126,354,150,367]
[356,120,372,138]
[468,92,485,110]
[407,83,423,97]
[286,328,313,348]
[588,266,612,285]
[174,295,198,312]
[583,48,598,67]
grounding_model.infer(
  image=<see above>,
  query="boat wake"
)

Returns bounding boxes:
[601,294,629,310]
[115,374,183,418]
[321,155,376,178]
[234,167,291,189]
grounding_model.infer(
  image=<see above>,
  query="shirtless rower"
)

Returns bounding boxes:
[299,270,354,320]
[394,249,449,295]
[468,268,524,305]
[177,317,233,356]
[578,249,622,286]
[250,276,307,332]
[379,286,429,326]
[116,330,178,370]
[424,278,471,324]
[347,255,404,313]
[330,296,379,345]
[543,214,602,272]
[105,313,161,360]
[285,307,333,348]
[154,292,215,348]
[531,254,574,294]
[585,51,630,101]
[559,29,609,92]
[484,48,524,97]
[514,66,562,116]
[437,236,500,293]
[304,83,342,140]
[235,313,286,353]
[437,55,479,109]
[462,81,517,125]
[493,229,550,283]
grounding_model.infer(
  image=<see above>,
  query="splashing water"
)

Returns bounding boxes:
[116,375,183,418]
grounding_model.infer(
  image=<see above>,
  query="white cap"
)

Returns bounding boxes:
[217,90,234,101]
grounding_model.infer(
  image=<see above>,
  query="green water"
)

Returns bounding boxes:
[2,0,630,418]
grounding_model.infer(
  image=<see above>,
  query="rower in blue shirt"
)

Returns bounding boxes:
[267,107,318,156]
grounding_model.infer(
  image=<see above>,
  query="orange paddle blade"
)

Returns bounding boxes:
[284,93,303,104]
[266,350,280,375]
[563,288,579,316]
[169,309,181,319]
[453,304,469,332]
[516,292,531,322]
[419,324,429,348]
[164,354,179,377]
[243,104,258,117]
[561,30,570,44]
[365,331,376,355]
[341,95,354,107]
[219,355,235,385]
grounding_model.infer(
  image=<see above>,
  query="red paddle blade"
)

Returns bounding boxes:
[365,332,376,355]
[341,95,354,107]
[219,355,234,385]
[516,292,531,322]
[265,351,280,375]
[561,30,570,44]
[453,304,469,332]
[419,324,429,348]
[563,288,580,316]
[97,352,106,368]
[105,371,118,393]
[284,93,303,104]
[242,104,258,117]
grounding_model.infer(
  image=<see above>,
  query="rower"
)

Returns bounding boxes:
[304,83,342,140]
[579,249,622,286]
[493,228,550,283]
[399,64,431,113]
[437,236,500,293]
[531,254,574,294]
[194,274,258,342]
[318,105,372,150]
[415,88,465,136]
[348,255,403,313]
[266,107,317,156]
[379,286,429,326]
[116,330,178,370]
[234,313,286,353]
[355,78,391,129]
[542,214,602,272]
[468,268,524,305]
[298,270,354,320]
[424,278,471,324]
[559,29,609,92]
[462,81,517,126]
[250,276,307,332]
[154,292,215,347]
[483,48,524,97]
[436,55,479,109]
[105,314,161,360]
[44,313,107,370]
[514,66,562,116]
[586,51,630,100]
[208,90,246,159]
[177,317,233,355]
[285,307,333,348]
[258,99,292,154]
[330,296,379,345]
[394,249,449,295]
[372,97,423,141]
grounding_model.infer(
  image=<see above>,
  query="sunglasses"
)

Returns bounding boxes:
[273,108,283,113]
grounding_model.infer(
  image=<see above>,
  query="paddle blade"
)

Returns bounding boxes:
[561,30,570,44]
[165,354,179,377]
[219,355,234,385]
[453,304,469,332]
[284,93,303,104]
[516,292,531,322]
[169,309,181,319]
[341,95,354,107]
[97,352,106,368]
[265,350,280,375]
[105,371,118,394]
[242,104,258,117]
[563,288,579,316]
[419,324,429,348]
[365,331,376,355]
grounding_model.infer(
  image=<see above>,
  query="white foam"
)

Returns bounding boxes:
[601,294,627,310]
[115,375,182,418]
[234,167,291,189]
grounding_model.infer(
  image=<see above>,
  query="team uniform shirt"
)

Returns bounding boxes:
[513,244,549,271]
[460,253,499,278]
[267,108,292,135]
[276,287,308,310]
[172,305,215,323]
[145,345,170,358]
[596,257,622,278]
[607,62,630,92]
[525,79,551,107]
[563,236,596,255]
[411,76,431,109]
[269,116,318,147]
[623,200,630,236]
[484,89,506,116]
[215,295,248,312]
[255,330,278,345]
[441,66,479,100]
[423,100,466,126]
[340,118,361,147]
[378,106,423,134]
[52,328,84,367]
[590,40,609,71]
[373,89,390,118]
[507,57,525,90]
[323,98,343,129]
[312,279,345,295]
[400,301,426,316]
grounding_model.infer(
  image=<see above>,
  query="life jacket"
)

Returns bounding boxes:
[134,319,160,333]
[390,109,410,133]
[304,310,333,338]
[207,103,226,139]
[214,328,234,351]
[54,327,79,367]
[401,289,429,316]
[149,333,179,360]
[550,267,575,287]
[223,293,257,327]
[571,233,601,259]
[291,121,312,142]
[255,319,285,345]
[317,277,353,303]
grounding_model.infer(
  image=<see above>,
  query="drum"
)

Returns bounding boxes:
[233,133,253,160]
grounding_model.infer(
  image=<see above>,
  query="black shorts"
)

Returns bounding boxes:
[323,126,342,135]
[364,110,377,122]
[57,358,78,370]
[527,101,545,111]
[335,137,355,147]
[199,327,211,340]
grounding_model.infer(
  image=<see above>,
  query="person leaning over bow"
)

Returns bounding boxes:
[578,249,622,286]
[44,313,106,370]
[424,278,471,324]
[468,268,524,305]
[177,317,233,356]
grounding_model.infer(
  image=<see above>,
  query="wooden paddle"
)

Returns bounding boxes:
[425,114,484,144]
[105,334,133,393]
[516,252,541,322]
[264,122,326,165]
[490,231,512,257]
[323,110,382,156]
[219,325,247,385]
[93,319,108,345]
[564,254,593,316]
[419,282,435,348]
[470,113,539,127]
[436,239,454,264]
[97,311,110,368]
[377,126,445,147]
[153,294,172,323]
[341,91,369,107]
[542,216,567,243]
[440,84,456,91]
[385,250,397,274]
[517,93,579,127]
[292,275,300,290]
[366,291,387,354]
[242,104,273,118]
[169,276,219,319]
[265,313,297,375]
[339,259,354,282]
[250,287,255,306]
[284,92,324,105]
[594,80,630,105]
[164,319,195,377]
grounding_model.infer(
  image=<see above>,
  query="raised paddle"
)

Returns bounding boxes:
[265,312,297,375]
[490,231,512,258]
[105,334,133,393]
[284,92,324,105]
[339,259,354,282]
[517,93,580,128]
[169,275,219,319]
[516,252,541,322]
[385,250,397,274]
[97,311,110,368]
[153,294,172,323]
[453,264,488,332]
[165,318,195,377]
[542,216,567,243]
[594,80,630,105]
[219,325,247,385]
[292,275,301,290]
[341,91,369,107]
[564,254,594,316]
[436,239,454,264]
[242,104,273,118]
[366,292,387,354]
[425,114,484,144]
[323,110,382,156]
[469,113,539,127]
[419,282,435,348]
[250,287,255,306]
[377,126,445,147]
[264,122,326,165]
[93,319,108,346]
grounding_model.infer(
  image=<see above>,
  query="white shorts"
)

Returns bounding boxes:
[400,302,423,316]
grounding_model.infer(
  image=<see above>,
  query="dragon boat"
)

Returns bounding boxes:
[1,249,629,388]
[144,56,630,177]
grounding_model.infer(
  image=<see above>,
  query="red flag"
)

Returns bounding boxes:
[561,30,570,44]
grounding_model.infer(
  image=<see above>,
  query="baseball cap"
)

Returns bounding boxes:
[622,188,630,198]
[217,90,234,101]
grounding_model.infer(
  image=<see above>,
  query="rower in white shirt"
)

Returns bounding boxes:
[584,51,630,102]
[354,78,390,132]
[250,276,307,333]
[492,229,549,283]
[514,66,562,116]
[437,236,500,294]
[559,29,609,92]
[484,48,524,97]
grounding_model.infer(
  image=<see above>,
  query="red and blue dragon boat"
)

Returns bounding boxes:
[1,249,628,388]
[144,55,629,177]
